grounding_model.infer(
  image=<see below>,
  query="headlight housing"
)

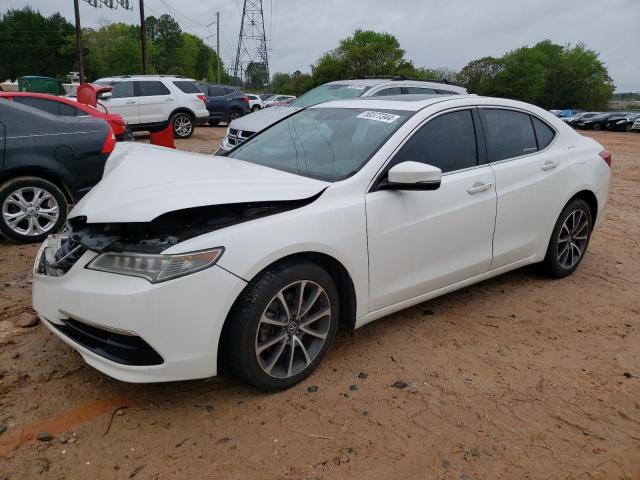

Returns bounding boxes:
[86,248,224,283]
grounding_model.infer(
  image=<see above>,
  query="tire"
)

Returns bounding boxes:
[226,109,243,124]
[542,198,592,278]
[222,261,340,391]
[171,112,195,139]
[251,105,261,112]
[208,120,220,127]
[0,177,68,243]
[592,123,601,131]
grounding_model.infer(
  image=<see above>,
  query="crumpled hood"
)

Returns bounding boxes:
[70,143,328,223]
[228,105,298,133]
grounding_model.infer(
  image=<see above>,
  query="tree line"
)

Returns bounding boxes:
[0,7,227,84]
[0,7,616,110]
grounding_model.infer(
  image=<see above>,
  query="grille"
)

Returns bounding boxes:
[226,129,255,147]
[48,316,163,366]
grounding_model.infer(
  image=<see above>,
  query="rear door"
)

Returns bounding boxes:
[136,80,174,124]
[101,81,139,125]
[205,85,226,119]
[366,108,496,310]
[479,108,566,269]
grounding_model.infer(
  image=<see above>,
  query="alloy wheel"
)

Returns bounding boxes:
[228,111,241,122]
[557,209,589,269]
[255,280,332,379]
[173,114,193,137]
[2,186,60,237]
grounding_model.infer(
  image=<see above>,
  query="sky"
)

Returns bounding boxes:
[4,0,640,92]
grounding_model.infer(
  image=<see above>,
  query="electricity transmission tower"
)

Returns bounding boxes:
[233,0,270,87]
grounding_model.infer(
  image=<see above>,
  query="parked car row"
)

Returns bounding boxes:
[556,110,640,132]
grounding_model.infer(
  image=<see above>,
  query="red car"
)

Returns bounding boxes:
[0,91,128,139]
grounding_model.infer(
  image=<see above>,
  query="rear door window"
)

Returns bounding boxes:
[206,86,226,97]
[480,109,538,162]
[110,81,135,99]
[173,81,201,94]
[137,81,170,96]
[390,109,478,173]
[436,89,459,95]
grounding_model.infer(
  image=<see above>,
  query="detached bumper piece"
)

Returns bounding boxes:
[47,317,163,366]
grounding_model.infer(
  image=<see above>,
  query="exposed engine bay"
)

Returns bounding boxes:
[36,194,322,277]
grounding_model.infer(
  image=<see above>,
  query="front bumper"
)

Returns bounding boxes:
[32,238,247,383]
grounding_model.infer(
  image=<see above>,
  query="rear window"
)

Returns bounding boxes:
[173,81,201,94]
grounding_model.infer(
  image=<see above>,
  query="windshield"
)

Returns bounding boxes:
[228,107,412,181]
[290,84,372,108]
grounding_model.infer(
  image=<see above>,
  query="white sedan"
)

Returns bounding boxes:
[32,95,611,390]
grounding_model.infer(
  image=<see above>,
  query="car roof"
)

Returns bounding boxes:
[324,78,465,91]
[96,76,195,82]
[311,94,471,112]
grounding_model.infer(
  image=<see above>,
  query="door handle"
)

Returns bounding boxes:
[467,182,492,195]
[125,100,136,104]
[541,160,559,171]
[164,97,174,102]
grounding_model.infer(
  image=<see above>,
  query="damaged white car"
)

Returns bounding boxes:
[33,95,611,390]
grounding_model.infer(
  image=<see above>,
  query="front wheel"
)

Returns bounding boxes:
[171,112,194,139]
[222,262,339,391]
[0,177,68,243]
[251,105,261,112]
[543,198,592,278]
[592,123,601,131]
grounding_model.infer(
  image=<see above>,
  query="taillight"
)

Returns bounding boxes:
[197,94,207,105]
[102,127,117,154]
[599,150,612,168]
[242,97,250,104]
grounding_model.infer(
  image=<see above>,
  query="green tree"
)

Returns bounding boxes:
[457,57,503,95]
[0,7,75,81]
[83,23,142,79]
[151,14,182,74]
[311,30,412,84]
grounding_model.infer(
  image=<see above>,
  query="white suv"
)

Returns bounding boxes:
[218,77,467,152]
[94,75,209,139]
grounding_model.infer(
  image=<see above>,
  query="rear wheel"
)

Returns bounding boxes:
[222,262,339,391]
[543,198,592,278]
[0,177,67,243]
[227,109,243,124]
[592,123,601,131]
[171,112,194,139]
[251,105,261,112]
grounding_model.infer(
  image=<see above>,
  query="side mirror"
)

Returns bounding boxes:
[98,91,112,100]
[378,161,442,191]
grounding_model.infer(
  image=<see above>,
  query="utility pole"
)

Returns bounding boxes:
[73,0,85,83]
[139,0,148,74]
[216,12,220,84]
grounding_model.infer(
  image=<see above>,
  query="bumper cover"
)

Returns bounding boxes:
[33,243,247,383]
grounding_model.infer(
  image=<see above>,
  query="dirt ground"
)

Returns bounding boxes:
[0,129,639,480]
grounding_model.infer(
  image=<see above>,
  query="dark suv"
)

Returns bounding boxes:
[198,84,250,126]
[0,101,113,243]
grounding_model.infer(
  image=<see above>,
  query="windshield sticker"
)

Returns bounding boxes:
[357,111,401,123]
[347,85,367,90]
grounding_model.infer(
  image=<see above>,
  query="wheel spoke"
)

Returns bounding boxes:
[286,337,296,377]
[257,333,287,354]
[263,337,287,374]
[276,292,291,321]
[294,281,306,319]
[300,307,330,327]
[293,335,311,366]
[300,285,323,318]
[558,244,570,266]
[259,312,288,327]
[299,325,327,340]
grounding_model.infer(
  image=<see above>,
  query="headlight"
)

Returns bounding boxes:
[86,248,224,283]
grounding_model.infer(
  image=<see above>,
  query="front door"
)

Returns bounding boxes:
[101,81,139,125]
[366,109,496,311]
